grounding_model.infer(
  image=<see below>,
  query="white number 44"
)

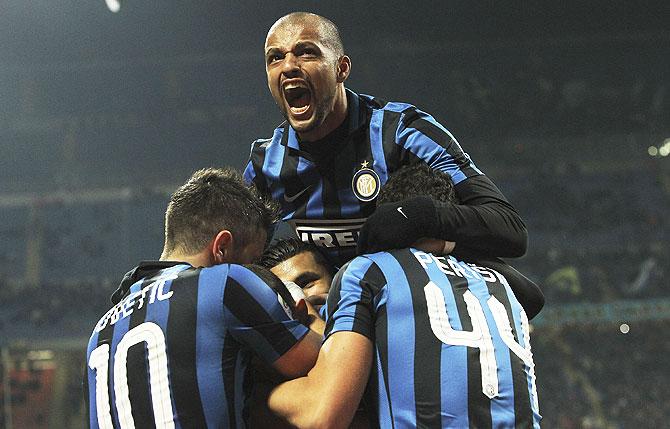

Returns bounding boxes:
[424,281,538,407]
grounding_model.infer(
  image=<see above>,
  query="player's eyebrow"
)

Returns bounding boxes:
[294,41,319,49]
[293,271,321,286]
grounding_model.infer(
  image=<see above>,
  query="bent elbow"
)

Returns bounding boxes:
[507,226,528,257]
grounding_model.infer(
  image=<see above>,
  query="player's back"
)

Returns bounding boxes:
[327,248,541,428]
[85,262,301,429]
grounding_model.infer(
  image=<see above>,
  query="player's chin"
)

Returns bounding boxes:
[287,115,317,134]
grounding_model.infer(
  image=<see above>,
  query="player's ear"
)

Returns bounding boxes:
[212,230,234,264]
[336,55,351,83]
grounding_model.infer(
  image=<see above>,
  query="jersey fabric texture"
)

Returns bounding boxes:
[244,89,525,268]
[85,261,308,429]
[325,248,541,428]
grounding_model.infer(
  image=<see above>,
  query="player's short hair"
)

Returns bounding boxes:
[257,238,334,275]
[377,164,457,205]
[164,167,280,256]
[272,12,345,57]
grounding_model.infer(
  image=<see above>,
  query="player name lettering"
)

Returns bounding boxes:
[413,251,505,283]
[94,278,174,332]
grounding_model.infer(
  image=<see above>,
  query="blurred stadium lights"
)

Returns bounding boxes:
[105,0,121,13]
[661,138,670,157]
[647,138,670,157]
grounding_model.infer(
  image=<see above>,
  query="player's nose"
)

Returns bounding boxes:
[281,53,301,76]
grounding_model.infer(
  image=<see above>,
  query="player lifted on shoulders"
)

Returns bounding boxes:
[245,12,528,269]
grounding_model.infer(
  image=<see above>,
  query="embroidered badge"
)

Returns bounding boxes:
[352,160,380,202]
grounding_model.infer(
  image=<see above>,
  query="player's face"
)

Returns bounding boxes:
[264,21,342,139]
[270,251,332,303]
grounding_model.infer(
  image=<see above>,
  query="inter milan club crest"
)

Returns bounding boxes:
[352,160,381,202]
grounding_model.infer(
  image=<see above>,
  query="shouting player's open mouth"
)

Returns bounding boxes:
[283,80,313,121]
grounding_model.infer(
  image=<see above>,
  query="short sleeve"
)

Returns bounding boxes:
[325,256,387,341]
[223,265,309,365]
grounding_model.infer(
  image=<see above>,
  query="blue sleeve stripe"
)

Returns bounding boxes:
[395,108,483,184]
[226,265,292,323]
[369,109,389,184]
[242,159,256,183]
[262,138,287,202]
[380,101,415,113]
[327,256,375,336]
[225,265,309,360]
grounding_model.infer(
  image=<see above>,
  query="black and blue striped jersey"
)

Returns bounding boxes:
[244,89,525,268]
[85,261,308,429]
[325,248,541,428]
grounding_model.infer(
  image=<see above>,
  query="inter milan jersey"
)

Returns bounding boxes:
[325,248,541,428]
[85,261,308,429]
[244,89,528,268]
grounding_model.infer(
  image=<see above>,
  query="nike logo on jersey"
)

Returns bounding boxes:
[397,207,408,219]
[284,186,311,203]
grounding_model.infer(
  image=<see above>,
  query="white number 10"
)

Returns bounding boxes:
[88,322,175,429]
[424,281,537,402]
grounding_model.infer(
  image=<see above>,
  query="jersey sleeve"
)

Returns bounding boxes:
[324,257,387,341]
[397,107,528,257]
[223,265,309,365]
[243,140,270,194]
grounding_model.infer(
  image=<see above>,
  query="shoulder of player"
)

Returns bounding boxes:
[250,123,287,151]
[221,264,279,296]
[359,93,452,137]
[358,92,417,115]
[334,255,388,288]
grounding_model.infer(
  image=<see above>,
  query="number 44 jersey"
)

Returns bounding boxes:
[324,248,542,429]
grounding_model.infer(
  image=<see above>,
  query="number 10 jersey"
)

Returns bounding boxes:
[85,262,308,429]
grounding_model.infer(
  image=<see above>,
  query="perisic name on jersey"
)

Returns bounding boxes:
[413,250,506,284]
[94,273,178,333]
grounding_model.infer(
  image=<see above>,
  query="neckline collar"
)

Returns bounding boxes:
[110,260,189,304]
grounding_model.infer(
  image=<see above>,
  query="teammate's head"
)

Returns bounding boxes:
[264,12,351,141]
[161,167,280,266]
[377,163,457,205]
[257,238,334,303]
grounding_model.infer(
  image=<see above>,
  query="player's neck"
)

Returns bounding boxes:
[160,249,211,268]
